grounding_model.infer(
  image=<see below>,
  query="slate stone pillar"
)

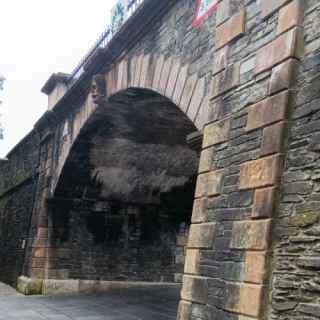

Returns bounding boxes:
[178,1,304,319]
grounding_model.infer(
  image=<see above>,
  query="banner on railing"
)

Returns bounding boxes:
[193,0,218,28]
[111,0,129,34]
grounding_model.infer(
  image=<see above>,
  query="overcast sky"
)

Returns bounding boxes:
[0,0,117,157]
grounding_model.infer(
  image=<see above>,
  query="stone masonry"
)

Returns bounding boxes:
[1,1,320,320]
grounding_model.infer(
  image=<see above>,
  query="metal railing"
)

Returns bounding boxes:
[67,0,144,87]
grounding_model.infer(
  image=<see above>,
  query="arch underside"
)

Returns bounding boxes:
[49,89,200,282]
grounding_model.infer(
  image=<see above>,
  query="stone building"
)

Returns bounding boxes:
[0,0,320,319]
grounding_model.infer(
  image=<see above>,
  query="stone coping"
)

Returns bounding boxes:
[17,276,180,296]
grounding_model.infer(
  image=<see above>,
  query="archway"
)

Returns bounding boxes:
[47,88,201,284]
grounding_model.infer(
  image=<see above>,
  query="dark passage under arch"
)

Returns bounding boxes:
[49,88,200,282]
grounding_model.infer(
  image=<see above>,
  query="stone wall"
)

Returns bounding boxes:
[0,132,39,285]
[44,90,199,282]
[178,0,307,319]
[270,1,320,319]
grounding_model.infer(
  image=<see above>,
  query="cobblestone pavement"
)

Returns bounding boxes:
[0,284,180,320]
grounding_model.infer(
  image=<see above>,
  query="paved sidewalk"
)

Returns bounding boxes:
[0,284,180,319]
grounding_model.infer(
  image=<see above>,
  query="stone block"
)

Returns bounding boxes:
[187,77,205,121]
[261,121,286,156]
[172,64,189,105]
[252,187,276,218]
[152,54,165,90]
[244,252,268,284]
[42,279,80,295]
[107,66,118,95]
[269,59,299,95]
[203,118,230,148]
[245,91,289,132]
[297,257,320,269]
[231,220,271,250]
[213,46,229,75]
[165,58,181,98]
[181,276,208,304]
[188,223,216,249]
[181,74,198,112]
[195,96,209,130]
[216,0,231,26]
[277,0,304,35]
[177,300,192,320]
[297,303,320,317]
[159,57,172,94]
[226,283,264,317]
[216,9,246,49]
[239,155,282,190]
[17,276,43,295]
[199,148,213,173]
[133,55,143,87]
[192,198,207,223]
[212,63,240,98]
[255,28,304,75]
[139,54,150,88]
[261,0,290,19]
[195,170,224,198]
[238,284,265,317]
[184,249,200,274]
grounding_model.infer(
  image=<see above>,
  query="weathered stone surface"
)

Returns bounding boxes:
[277,0,304,35]
[261,0,291,19]
[192,199,207,223]
[216,0,231,26]
[239,155,282,190]
[180,74,198,112]
[244,252,267,284]
[238,284,264,317]
[213,46,229,75]
[252,187,276,218]
[212,63,240,98]
[139,54,150,88]
[297,257,320,269]
[199,148,213,173]
[17,276,43,295]
[181,276,208,304]
[177,300,192,320]
[172,65,189,105]
[195,96,209,130]
[297,303,320,317]
[225,283,264,317]
[133,55,143,87]
[165,58,180,98]
[246,91,289,132]
[184,249,200,274]
[159,57,172,94]
[187,77,205,121]
[255,28,304,74]
[188,223,215,249]
[230,220,271,250]
[203,118,230,148]
[195,170,224,198]
[269,59,299,95]
[261,121,286,156]
[152,55,165,89]
[288,212,320,228]
[42,279,80,295]
[216,9,246,49]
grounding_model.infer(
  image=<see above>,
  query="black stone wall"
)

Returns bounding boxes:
[0,132,39,286]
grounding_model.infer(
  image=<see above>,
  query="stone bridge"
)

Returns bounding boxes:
[1,0,320,319]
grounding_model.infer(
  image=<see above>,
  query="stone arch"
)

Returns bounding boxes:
[52,56,209,194]
[48,86,202,283]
